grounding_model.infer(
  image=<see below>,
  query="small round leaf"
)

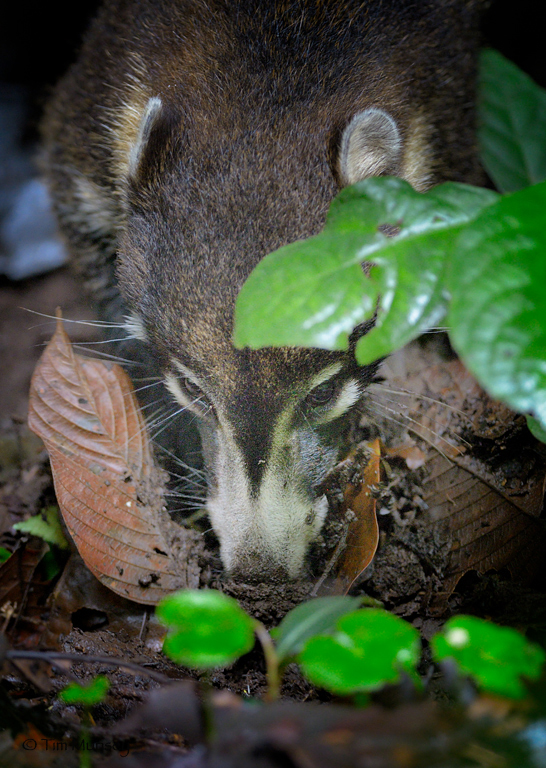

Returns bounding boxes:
[298,608,420,695]
[156,589,256,669]
[431,615,546,699]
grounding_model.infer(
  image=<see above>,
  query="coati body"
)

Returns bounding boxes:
[42,0,485,581]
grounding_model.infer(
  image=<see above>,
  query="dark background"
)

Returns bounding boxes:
[0,0,544,144]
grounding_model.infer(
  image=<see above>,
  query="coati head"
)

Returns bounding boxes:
[114,95,422,581]
[77,0,484,582]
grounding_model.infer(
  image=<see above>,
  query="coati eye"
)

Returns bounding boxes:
[179,377,211,410]
[304,379,337,408]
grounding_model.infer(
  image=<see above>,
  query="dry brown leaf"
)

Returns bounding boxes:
[28,313,201,605]
[0,540,52,647]
[313,440,381,597]
[382,354,546,613]
[332,438,380,594]
[425,449,546,613]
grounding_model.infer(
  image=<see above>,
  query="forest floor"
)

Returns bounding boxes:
[1,267,546,767]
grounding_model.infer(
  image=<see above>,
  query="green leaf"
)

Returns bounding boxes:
[527,416,546,443]
[60,675,110,706]
[271,596,363,662]
[156,589,255,669]
[40,550,64,581]
[234,231,377,351]
[447,181,546,431]
[479,49,546,193]
[13,506,69,549]
[297,608,421,695]
[431,615,546,699]
[234,178,497,358]
[0,547,11,564]
[354,182,498,364]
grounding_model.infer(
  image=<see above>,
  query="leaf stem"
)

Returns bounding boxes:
[253,621,281,701]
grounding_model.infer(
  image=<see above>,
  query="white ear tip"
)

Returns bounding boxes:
[128,96,163,178]
[339,107,401,186]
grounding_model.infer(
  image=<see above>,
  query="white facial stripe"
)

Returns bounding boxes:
[307,362,343,391]
[207,408,332,578]
[317,378,362,424]
[166,364,211,414]
[164,372,194,408]
[123,313,147,341]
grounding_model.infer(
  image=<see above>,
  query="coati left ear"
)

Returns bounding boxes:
[126,96,182,191]
[128,96,163,179]
[339,108,401,185]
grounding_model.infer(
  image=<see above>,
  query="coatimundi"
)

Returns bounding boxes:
[41,0,486,582]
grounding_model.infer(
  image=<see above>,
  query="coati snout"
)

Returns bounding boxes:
[41,0,486,581]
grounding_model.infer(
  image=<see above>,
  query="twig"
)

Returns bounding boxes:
[6,649,173,684]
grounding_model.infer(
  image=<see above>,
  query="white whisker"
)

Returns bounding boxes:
[150,404,196,439]
[21,307,126,328]
[366,401,465,456]
[155,444,207,479]
[71,345,149,366]
[68,336,139,345]
[371,384,472,420]
[166,491,206,503]
[132,380,164,394]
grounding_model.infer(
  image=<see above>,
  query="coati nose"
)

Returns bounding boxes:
[229,551,292,584]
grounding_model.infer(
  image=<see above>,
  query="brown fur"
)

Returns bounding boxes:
[42,0,486,319]
[41,0,488,576]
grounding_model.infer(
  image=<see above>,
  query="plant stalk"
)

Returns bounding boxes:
[254,621,280,701]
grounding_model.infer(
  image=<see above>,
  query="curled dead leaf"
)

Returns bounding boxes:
[334,438,380,594]
[28,313,201,605]
[316,440,380,596]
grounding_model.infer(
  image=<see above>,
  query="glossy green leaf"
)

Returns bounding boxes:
[479,49,546,193]
[527,416,546,443]
[297,608,420,695]
[448,181,546,431]
[271,596,363,662]
[354,182,498,364]
[431,615,545,699]
[234,178,497,358]
[234,231,377,350]
[157,589,255,669]
[60,675,110,706]
[13,506,69,549]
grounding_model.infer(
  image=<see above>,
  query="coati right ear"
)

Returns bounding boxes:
[339,108,402,186]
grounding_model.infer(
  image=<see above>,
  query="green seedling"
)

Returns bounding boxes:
[60,675,110,707]
[271,595,367,662]
[59,676,110,768]
[297,608,421,695]
[156,589,256,668]
[158,589,546,706]
[12,506,70,580]
[13,506,70,550]
[157,591,362,700]
[431,615,546,700]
